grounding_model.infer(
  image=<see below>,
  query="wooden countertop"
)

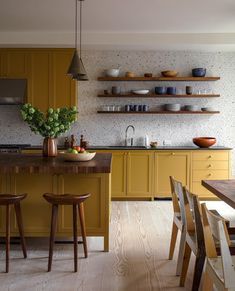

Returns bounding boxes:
[0,153,112,174]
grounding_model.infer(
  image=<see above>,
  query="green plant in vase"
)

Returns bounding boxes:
[21,103,77,157]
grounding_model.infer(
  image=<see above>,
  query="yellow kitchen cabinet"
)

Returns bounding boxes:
[0,49,29,78]
[126,151,153,197]
[27,51,51,112]
[111,151,127,197]
[191,150,231,199]
[154,151,190,198]
[8,173,56,235]
[50,50,77,109]
[0,48,77,111]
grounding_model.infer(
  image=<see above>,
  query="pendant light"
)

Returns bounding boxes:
[67,0,88,81]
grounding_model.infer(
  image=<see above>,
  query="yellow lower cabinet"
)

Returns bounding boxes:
[126,151,153,198]
[111,151,127,197]
[7,174,55,236]
[154,151,190,198]
[57,174,108,236]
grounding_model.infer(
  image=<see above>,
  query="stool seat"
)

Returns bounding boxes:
[43,193,90,205]
[43,192,91,272]
[0,194,27,205]
[0,193,27,272]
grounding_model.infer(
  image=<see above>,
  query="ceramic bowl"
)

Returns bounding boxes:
[132,90,150,95]
[184,105,200,112]
[60,151,96,162]
[126,71,135,78]
[165,103,181,112]
[192,68,206,77]
[155,87,167,95]
[201,107,214,112]
[161,70,178,77]
[167,87,177,95]
[150,141,158,148]
[193,137,216,148]
[105,69,120,77]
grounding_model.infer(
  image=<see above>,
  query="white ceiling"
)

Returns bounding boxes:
[1,0,235,50]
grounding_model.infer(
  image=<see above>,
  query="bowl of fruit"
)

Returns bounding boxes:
[60,147,96,162]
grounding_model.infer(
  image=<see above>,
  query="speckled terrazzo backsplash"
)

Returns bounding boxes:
[0,50,234,169]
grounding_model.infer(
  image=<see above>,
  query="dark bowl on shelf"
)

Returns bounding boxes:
[166,87,177,95]
[192,68,206,77]
[155,86,167,95]
[193,137,216,148]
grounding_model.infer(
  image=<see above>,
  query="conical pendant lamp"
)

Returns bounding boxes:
[67,0,88,81]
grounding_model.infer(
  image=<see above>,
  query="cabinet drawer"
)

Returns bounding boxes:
[192,182,216,198]
[193,170,229,181]
[193,161,229,170]
[192,152,229,161]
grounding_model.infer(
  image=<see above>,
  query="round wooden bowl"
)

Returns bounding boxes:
[161,70,178,77]
[60,151,96,162]
[193,137,216,148]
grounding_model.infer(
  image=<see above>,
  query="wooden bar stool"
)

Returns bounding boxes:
[0,193,27,273]
[43,193,91,272]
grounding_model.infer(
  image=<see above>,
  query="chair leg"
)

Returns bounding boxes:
[168,222,178,260]
[192,250,205,291]
[78,202,88,258]
[180,242,192,287]
[48,204,58,272]
[14,203,27,258]
[6,204,10,273]
[176,228,186,276]
[73,204,78,272]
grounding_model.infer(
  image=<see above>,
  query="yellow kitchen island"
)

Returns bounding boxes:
[0,153,112,251]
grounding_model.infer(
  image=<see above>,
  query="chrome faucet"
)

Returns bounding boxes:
[125,125,135,146]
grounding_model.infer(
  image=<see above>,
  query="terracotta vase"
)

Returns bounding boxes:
[43,137,57,157]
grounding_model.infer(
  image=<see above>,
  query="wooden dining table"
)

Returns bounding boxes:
[202,180,235,209]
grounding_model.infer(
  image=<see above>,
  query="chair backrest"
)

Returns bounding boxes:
[169,176,186,225]
[191,193,205,252]
[183,187,195,234]
[201,203,235,288]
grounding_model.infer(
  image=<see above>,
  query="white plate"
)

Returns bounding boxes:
[133,90,150,95]
[60,151,96,162]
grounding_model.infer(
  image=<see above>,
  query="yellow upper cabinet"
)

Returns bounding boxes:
[0,49,29,78]
[126,151,153,197]
[0,48,77,112]
[154,151,190,198]
[50,50,77,109]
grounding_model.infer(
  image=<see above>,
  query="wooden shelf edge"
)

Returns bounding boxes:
[97,111,220,114]
[97,76,220,82]
[97,94,220,98]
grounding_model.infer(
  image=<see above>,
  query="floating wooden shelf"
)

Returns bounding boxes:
[97,111,220,114]
[97,94,220,98]
[97,76,220,82]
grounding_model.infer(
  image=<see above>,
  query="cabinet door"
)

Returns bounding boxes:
[5,51,29,78]
[111,152,127,197]
[0,52,6,76]
[154,151,190,198]
[9,174,56,235]
[50,50,77,108]
[126,151,153,197]
[27,51,51,112]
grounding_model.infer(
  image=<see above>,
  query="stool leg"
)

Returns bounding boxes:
[48,204,58,272]
[6,204,10,273]
[78,202,88,258]
[14,203,27,258]
[73,204,78,272]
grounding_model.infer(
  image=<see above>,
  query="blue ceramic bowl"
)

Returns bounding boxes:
[167,87,177,95]
[192,68,206,77]
[155,87,167,95]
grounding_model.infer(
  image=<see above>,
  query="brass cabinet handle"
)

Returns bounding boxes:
[171,152,175,156]
[208,173,212,176]
[208,155,212,159]
[208,164,212,168]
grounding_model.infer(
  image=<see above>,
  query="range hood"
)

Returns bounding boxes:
[0,78,27,105]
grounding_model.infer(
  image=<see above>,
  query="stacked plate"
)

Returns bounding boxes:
[184,105,200,112]
[165,104,181,112]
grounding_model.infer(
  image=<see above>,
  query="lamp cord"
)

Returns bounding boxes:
[75,0,78,50]
[80,0,82,59]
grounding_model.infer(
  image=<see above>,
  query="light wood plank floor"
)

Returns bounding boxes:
[1,201,235,291]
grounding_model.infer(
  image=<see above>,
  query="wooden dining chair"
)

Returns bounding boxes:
[168,176,186,276]
[179,189,206,291]
[201,202,235,291]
